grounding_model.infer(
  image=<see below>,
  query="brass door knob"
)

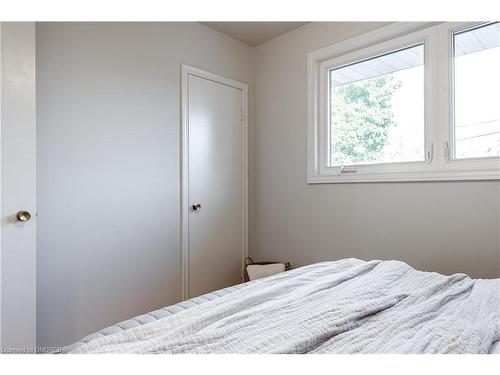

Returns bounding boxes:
[191,203,201,212]
[16,210,32,222]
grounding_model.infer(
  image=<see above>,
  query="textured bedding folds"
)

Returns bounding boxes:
[69,259,500,354]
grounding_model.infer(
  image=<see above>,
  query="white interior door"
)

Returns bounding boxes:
[0,22,36,350]
[182,66,247,299]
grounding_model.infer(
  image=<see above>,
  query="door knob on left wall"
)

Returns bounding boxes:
[16,210,32,222]
[191,203,202,212]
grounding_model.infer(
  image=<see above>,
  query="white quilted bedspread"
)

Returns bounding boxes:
[71,259,500,354]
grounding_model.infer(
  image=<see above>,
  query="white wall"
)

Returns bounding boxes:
[250,22,500,278]
[36,22,253,347]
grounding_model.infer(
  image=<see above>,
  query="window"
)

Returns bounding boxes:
[452,22,500,160]
[308,22,500,183]
[329,44,425,167]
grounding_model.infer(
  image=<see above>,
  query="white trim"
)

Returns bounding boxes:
[180,65,248,300]
[307,21,500,183]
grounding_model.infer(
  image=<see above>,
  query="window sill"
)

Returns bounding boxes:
[307,169,500,184]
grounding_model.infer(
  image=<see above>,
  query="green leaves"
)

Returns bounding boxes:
[330,74,401,165]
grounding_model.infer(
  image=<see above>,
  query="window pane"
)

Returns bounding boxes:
[453,22,500,159]
[328,44,425,166]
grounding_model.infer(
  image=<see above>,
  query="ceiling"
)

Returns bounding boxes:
[200,22,309,46]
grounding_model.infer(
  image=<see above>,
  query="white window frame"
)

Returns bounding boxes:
[307,22,500,183]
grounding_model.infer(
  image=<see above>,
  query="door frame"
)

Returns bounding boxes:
[180,64,248,301]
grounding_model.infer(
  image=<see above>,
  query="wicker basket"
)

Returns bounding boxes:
[242,257,291,282]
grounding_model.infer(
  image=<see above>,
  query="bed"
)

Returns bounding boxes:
[65,258,500,354]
